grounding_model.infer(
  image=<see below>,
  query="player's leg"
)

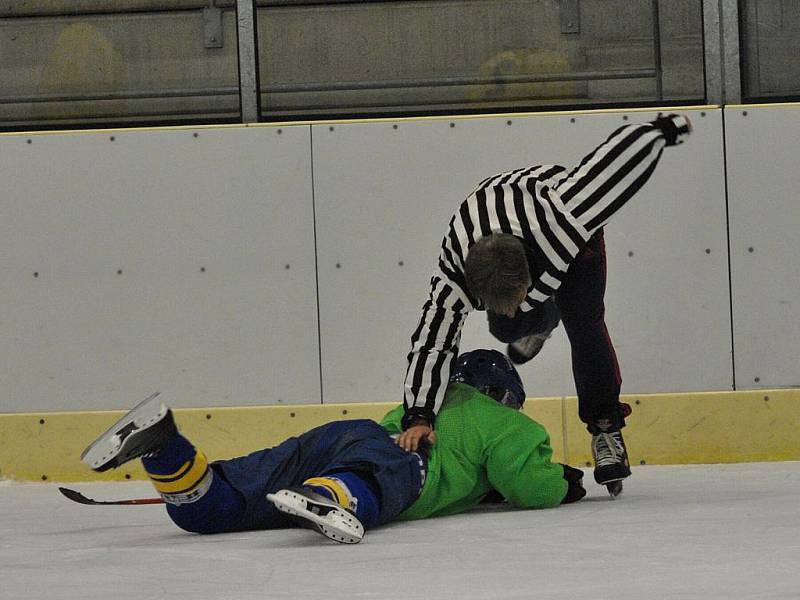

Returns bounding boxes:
[142,434,246,533]
[266,419,426,544]
[554,229,631,492]
[81,393,246,533]
[487,296,561,364]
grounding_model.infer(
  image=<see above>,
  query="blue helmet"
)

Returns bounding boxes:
[449,349,526,409]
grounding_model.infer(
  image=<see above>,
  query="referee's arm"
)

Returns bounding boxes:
[402,276,471,431]
[554,114,691,232]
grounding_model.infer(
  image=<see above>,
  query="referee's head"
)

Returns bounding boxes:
[464,233,531,318]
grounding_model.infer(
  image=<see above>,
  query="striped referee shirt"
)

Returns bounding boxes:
[402,115,691,428]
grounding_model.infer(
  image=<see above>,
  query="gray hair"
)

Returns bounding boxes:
[464,234,531,313]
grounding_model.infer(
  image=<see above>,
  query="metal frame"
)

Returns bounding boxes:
[652,0,664,100]
[721,0,742,103]
[260,69,658,94]
[560,0,580,34]
[236,0,260,122]
[0,69,658,106]
[703,0,742,104]
[703,0,723,103]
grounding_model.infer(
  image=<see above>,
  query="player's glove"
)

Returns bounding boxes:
[560,464,587,504]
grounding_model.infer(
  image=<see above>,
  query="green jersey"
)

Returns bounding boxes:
[381,383,567,520]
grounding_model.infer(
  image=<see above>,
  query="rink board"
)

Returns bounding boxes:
[724,104,800,389]
[0,105,733,415]
[1,389,798,481]
[0,124,321,412]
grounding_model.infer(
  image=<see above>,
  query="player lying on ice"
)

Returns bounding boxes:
[80,349,587,544]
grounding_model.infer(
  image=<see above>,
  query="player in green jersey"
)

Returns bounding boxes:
[381,350,586,520]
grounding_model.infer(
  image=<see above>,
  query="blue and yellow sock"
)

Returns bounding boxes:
[140,433,246,534]
[303,472,380,529]
[141,433,213,505]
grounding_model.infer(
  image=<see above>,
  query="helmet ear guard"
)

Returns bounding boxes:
[449,349,526,410]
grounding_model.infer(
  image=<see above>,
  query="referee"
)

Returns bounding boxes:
[397,114,692,493]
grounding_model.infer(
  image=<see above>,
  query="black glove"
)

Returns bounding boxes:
[650,114,690,146]
[560,464,587,504]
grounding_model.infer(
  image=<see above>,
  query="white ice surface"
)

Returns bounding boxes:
[1,463,799,600]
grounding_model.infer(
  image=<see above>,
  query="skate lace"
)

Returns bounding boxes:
[593,432,622,467]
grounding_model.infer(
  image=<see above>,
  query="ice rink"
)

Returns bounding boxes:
[1,462,797,600]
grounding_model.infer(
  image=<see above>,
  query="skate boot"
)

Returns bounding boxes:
[81,392,178,472]
[591,426,631,498]
[268,488,364,544]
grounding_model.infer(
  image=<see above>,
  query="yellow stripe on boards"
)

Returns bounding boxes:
[1,391,799,482]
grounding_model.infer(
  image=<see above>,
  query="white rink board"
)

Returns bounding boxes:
[725,105,800,389]
[0,126,320,412]
[312,109,732,402]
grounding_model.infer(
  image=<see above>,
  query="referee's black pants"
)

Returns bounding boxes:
[487,229,627,433]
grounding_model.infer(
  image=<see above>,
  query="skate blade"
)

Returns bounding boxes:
[606,481,624,499]
[80,392,166,471]
[267,490,364,544]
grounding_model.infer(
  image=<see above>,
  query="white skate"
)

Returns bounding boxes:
[267,488,364,544]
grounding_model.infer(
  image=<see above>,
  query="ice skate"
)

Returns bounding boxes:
[591,428,631,495]
[81,392,177,472]
[267,488,364,544]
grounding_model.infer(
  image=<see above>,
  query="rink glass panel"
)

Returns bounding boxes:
[739,0,800,101]
[255,0,706,119]
[0,0,715,127]
[0,2,240,129]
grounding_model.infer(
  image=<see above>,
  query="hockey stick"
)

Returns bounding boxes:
[59,486,165,506]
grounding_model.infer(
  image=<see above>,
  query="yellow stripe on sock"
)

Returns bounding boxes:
[303,476,349,507]
[149,451,209,494]
[147,458,194,482]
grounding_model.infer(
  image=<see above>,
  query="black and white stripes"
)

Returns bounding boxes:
[402,115,691,427]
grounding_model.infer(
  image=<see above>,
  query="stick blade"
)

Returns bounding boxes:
[58,486,164,506]
[59,486,98,505]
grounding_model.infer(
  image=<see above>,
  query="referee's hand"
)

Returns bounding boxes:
[396,424,437,452]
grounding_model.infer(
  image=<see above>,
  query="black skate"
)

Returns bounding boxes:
[267,488,364,544]
[592,429,631,498]
[81,392,177,472]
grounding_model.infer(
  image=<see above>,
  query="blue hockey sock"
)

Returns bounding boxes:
[303,472,380,529]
